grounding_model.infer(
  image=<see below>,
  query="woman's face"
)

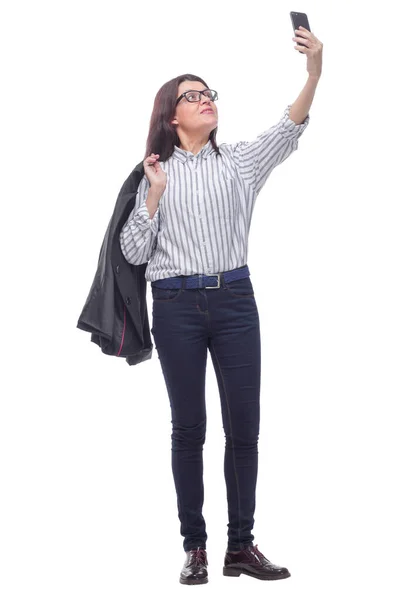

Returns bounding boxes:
[171,80,218,136]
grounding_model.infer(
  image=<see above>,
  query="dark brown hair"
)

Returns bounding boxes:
[143,73,220,163]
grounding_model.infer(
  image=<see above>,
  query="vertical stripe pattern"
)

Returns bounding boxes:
[120,104,310,282]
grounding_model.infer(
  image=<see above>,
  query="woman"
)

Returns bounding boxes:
[120,28,323,585]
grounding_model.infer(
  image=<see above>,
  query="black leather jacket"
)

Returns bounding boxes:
[76,161,153,366]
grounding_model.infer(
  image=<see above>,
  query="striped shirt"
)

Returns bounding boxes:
[120,104,310,282]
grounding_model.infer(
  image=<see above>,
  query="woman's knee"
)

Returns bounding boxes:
[171,418,207,450]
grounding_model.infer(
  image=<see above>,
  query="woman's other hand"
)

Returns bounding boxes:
[143,154,167,191]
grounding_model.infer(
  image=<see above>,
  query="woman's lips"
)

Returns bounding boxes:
[202,110,214,114]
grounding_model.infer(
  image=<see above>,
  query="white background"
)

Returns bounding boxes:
[1,0,400,598]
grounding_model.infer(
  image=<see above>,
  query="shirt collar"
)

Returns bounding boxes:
[172,139,214,164]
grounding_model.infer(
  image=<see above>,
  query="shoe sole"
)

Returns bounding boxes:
[179,576,208,585]
[223,566,291,580]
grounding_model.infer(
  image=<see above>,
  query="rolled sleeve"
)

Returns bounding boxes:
[134,202,160,236]
[278,104,310,139]
[119,175,160,265]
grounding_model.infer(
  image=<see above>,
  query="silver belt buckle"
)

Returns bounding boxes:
[205,273,220,289]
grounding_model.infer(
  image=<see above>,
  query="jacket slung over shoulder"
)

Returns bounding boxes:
[76,161,153,366]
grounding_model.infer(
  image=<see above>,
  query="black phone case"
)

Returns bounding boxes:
[290,11,311,52]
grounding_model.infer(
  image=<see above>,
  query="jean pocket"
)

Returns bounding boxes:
[224,276,254,298]
[151,286,183,302]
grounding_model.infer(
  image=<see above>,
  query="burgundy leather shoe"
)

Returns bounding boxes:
[179,547,208,585]
[223,544,290,580]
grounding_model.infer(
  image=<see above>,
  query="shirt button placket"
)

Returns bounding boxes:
[195,169,205,260]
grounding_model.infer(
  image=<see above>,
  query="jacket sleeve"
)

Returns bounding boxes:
[228,104,310,195]
[119,175,161,265]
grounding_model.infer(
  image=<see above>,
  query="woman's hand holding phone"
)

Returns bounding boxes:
[292,26,323,78]
[290,13,323,79]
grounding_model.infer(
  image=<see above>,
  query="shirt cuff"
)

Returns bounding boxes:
[279,104,310,139]
[134,203,160,235]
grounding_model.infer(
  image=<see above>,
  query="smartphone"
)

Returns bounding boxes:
[290,11,311,53]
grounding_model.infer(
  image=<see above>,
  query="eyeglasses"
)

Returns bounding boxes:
[176,89,218,105]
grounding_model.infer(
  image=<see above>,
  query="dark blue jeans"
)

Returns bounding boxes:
[150,271,261,552]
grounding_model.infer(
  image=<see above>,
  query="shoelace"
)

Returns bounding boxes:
[250,544,267,564]
[189,547,208,566]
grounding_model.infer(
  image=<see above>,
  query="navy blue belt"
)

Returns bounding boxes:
[151,264,250,289]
